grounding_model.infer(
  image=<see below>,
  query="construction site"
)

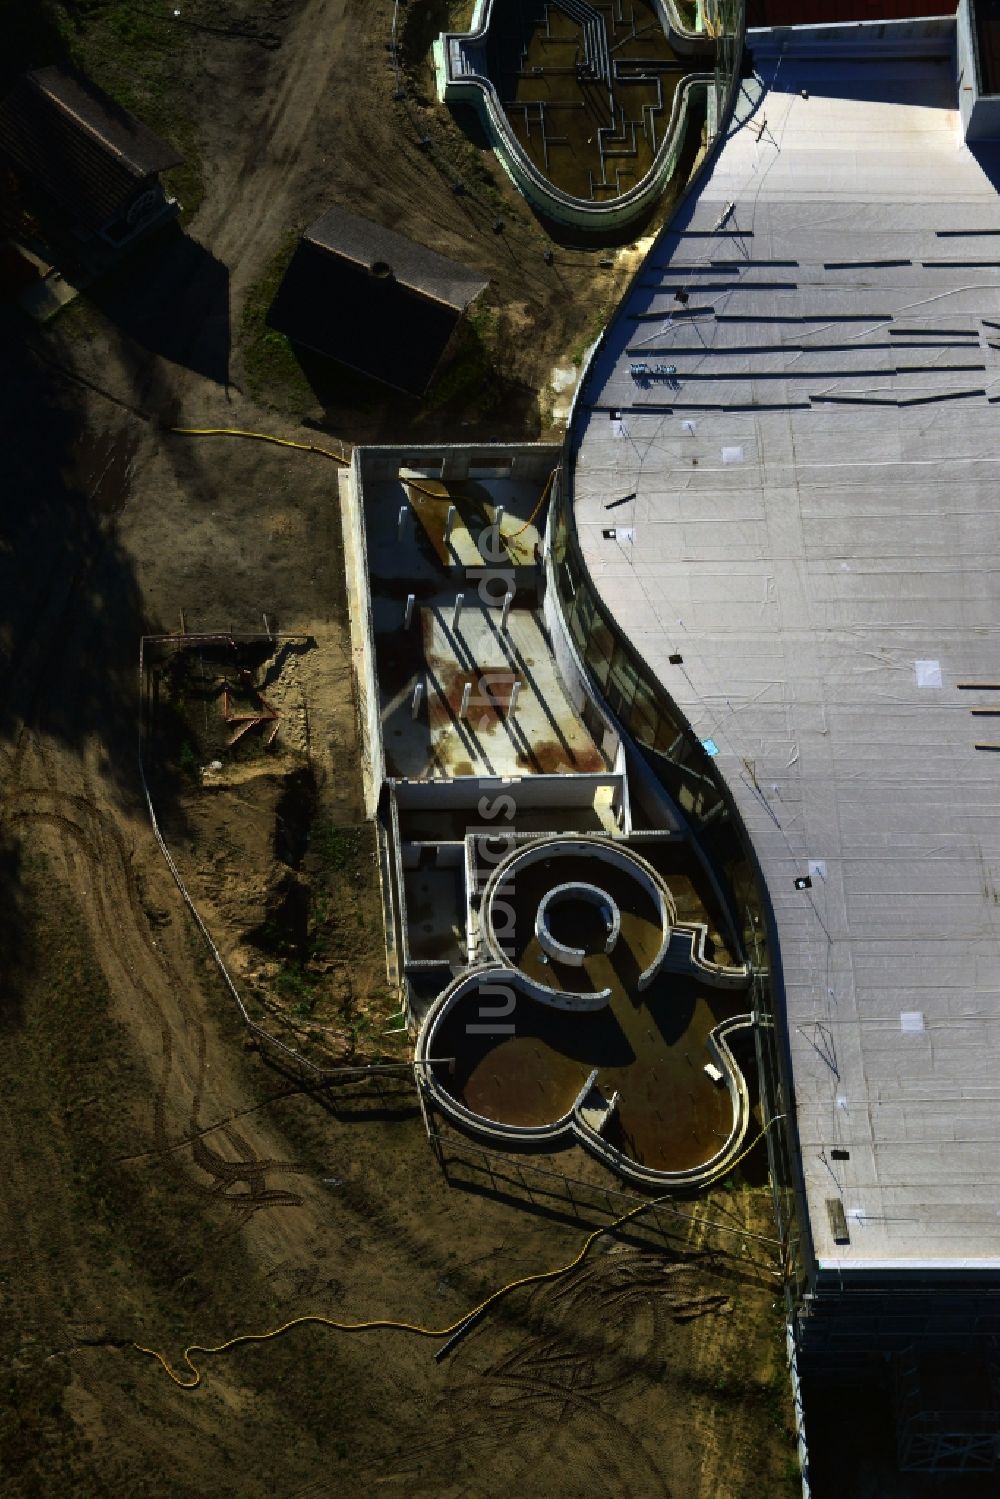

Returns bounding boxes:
[4,0,1000,1494]
[345,442,757,1190]
[0,1,806,1497]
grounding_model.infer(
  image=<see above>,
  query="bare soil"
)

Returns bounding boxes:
[0,3,794,1496]
[142,635,393,1061]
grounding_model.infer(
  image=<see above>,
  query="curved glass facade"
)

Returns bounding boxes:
[549,0,810,1297]
[549,472,810,1297]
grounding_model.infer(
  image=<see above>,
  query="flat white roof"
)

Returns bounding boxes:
[572,33,1000,1269]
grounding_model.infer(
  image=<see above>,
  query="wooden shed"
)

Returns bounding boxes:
[267,205,488,397]
[0,65,183,252]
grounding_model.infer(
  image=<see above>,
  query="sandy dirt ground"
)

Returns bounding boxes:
[42,0,696,440]
[0,2,798,1496]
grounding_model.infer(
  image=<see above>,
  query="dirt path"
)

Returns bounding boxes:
[0,4,796,1493]
[0,672,325,1236]
[194,0,352,300]
[56,0,638,441]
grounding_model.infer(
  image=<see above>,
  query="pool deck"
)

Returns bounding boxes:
[572,34,1000,1271]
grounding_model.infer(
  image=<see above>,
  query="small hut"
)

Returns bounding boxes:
[0,65,183,253]
[267,205,488,397]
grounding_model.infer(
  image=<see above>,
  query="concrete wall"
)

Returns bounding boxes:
[434,0,717,231]
[572,1013,754,1187]
[345,454,385,813]
[509,970,612,1010]
[415,967,756,1188]
[749,0,955,24]
[957,0,1000,138]
[751,12,957,45]
[664,923,750,988]
[542,574,623,769]
[356,443,560,486]
[393,772,623,811]
[481,834,676,990]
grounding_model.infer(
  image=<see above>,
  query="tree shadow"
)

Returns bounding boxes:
[0,306,173,820]
[86,223,230,386]
[0,0,67,89]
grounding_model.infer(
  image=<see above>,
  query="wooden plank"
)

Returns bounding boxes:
[826,1197,850,1245]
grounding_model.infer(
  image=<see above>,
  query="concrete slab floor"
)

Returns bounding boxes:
[364,475,604,779]
[381,601,605,779]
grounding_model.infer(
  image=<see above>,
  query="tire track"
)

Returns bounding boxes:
[365,1252,734,1498]
[0,750,306,1218]
[195,0,359,302]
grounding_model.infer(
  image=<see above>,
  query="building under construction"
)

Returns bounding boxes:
[346,0,1000,1484]
[562,0,1000,1479]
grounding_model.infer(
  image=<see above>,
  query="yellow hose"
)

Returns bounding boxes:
[508,466,557,540]
[168,428,553,549]
[168,426,349,464]
[170,427,482,532]
[133,1120,775,1390]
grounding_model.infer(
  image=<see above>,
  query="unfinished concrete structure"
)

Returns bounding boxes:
[434,0,739,229]
[347,7,1000,1478]
[344,442,756,1188]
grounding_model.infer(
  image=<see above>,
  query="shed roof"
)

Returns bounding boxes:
[0,65,182,232]
[304,205,487,310]
[267,206,487,396]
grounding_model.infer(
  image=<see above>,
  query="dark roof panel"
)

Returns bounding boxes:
[267,212,487,396]
[0,65,182,232]
[304,205,487,312]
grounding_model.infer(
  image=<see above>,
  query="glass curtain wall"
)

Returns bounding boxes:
[550,472,810,1299]
[551,0,809,1289]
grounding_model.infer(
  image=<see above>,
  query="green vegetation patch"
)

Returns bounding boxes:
[240,229,315,413]
[0,0,221,220]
